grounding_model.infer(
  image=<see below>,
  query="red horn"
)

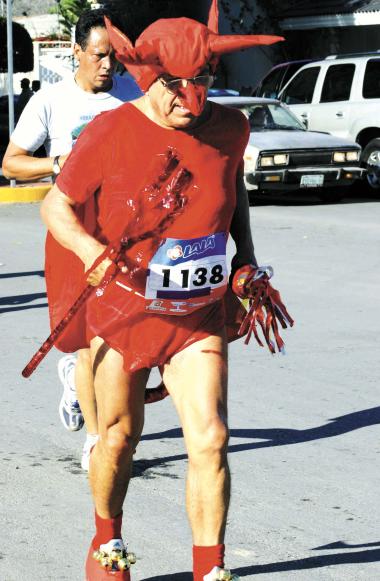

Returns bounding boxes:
[104,16,136,60]
[207,0,219,33]
[209,33,284,56]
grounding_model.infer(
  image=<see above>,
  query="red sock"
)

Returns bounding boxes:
[193,544,225,581]
[92,511,123,549]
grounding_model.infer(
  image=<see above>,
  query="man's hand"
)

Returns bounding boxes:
[85,251,112,286]
[83,245,129,287]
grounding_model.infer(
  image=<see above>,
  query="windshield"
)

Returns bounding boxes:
[237,103,305,131]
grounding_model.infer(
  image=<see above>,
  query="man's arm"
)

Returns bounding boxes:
[229,174,258,272]
[41,184,111,285]
[2,141,69,181]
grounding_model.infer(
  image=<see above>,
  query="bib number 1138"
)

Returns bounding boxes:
[160,263,224,290]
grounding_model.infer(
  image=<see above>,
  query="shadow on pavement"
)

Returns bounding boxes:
[137,406,380,476]
[141,406,380,449]
[0,269,44,279]
[235,547,380,576]
[313,540,380,551]
[0,291,47,314]
[142,547,380,579]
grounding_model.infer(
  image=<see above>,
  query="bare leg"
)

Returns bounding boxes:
[75,348,98,435]
[163,332,229,545]
[89,337,149,518]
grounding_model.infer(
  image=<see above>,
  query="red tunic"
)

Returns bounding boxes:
[48,101,250,371]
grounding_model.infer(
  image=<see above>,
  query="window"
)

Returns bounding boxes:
[282,62,311,86]
[281,67,320,105]
[320,64,355,102]
[363,59,380,99]
[257,67,286,98]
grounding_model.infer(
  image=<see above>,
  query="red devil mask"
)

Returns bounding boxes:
[105,0,284,116]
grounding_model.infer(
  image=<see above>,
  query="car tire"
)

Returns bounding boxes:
[318,188,344,203]
[362,138,380,190]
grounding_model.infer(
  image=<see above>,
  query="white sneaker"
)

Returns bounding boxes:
[58,354,84,432]
[204,567,240,580]
[81,433,99,471]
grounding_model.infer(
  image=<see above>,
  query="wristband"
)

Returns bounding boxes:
[52,155,61,176]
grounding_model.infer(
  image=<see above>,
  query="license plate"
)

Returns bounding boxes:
[300,174,324,188]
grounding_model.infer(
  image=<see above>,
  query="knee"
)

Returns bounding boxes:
[189,417,229,466]
[100,422,140,464]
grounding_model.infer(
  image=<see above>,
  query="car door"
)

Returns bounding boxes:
[279,66,321,127]
[306,62,355,139]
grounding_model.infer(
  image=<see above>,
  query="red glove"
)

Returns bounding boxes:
[231,264,294,353]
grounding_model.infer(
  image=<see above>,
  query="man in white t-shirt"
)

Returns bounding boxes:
[2,8,142,470]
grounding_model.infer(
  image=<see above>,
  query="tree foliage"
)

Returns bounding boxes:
[220,0,303,34]
[58,0,92,37]
[0,17,33,73]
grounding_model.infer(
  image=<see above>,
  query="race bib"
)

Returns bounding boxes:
[144,232,228,315]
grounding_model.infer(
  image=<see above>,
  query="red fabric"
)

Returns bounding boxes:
[48,101,249,371]
[92,511,123,548]
[193,544,225,581]
[104,8,284,92]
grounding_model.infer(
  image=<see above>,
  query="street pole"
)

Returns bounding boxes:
[6,0,16,187]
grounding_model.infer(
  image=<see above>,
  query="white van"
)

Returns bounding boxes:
[279,51,380,189]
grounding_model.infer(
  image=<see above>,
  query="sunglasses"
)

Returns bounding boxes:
[159,74,215,93]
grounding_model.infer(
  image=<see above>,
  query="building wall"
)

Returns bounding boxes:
[202,0,284,93]
[282,24,380,60]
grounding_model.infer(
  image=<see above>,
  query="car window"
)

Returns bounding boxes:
[282,62,306,86]
[237,103,305,131]
[363,59,380,99]
[320,64,355,102]
[269,104,304,129]
[281,66,320,105]
[257,67,286,98]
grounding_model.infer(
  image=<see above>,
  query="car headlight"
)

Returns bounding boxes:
[260,156,274,167]
[346,150,359,162]
[333,151,346,163]
[273,154,289,165]
[333,151,360,163]
[259,154,289,167]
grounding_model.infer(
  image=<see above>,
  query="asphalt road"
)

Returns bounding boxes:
[0,189,379,581]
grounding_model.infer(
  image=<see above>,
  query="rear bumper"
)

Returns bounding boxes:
[245,166,365,191]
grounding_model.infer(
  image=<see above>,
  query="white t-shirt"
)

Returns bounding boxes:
[11,74,142,156]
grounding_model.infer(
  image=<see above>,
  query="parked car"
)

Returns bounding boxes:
[252,60,313,99]
[209,96,364,203]
[278,51,380,190]
[208,88,239,97]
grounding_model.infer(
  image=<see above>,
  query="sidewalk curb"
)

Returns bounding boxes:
[0,183,51,203]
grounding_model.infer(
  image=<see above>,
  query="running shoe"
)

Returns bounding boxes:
[81,434,99,471]
[204,567,240,580]
[86,538,135,580]
[58,354,84,431]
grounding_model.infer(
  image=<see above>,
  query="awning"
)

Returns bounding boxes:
[279,0,380,30]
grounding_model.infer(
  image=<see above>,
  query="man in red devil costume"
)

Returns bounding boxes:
[40,2,287,579]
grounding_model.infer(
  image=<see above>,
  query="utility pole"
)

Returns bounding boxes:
[6,0,16,186]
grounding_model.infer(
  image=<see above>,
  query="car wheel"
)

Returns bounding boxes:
[362,138,380,190]
[318,188,344,203]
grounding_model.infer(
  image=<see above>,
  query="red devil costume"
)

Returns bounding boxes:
[41,2,292,579]
[45,1,288,371]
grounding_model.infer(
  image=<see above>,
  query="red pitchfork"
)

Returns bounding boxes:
[22,148,192,379]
